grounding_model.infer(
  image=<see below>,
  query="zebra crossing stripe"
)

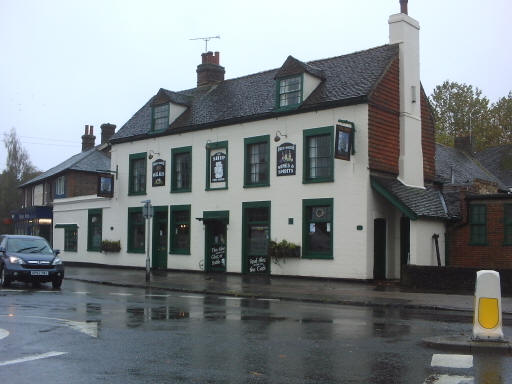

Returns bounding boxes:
[431,354,473,369]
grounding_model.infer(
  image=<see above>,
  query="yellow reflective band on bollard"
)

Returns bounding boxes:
[478,297,499,329]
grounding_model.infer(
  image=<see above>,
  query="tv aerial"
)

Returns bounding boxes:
[189,35,220,52]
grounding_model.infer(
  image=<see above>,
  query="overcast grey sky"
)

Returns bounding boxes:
[1,0,511,173]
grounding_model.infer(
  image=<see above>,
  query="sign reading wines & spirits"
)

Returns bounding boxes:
[276,142,296,176]
[152,159,166,187]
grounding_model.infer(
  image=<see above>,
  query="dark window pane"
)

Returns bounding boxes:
[247,142,268,184]
[248,225,269,254]
[89,213,102,250]
[307,134,332,179]
[131,158,146,193]
[130,212,145,250]
[174,152,191,190]
[308,222,330,252]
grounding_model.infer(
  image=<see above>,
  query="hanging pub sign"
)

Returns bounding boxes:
[276,142,296,176]
[97,173,114,197]
[335,120,355,161]
[211,152,227,183]
[152,159,166,187]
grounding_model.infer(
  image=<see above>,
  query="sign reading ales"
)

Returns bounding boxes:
[276,142,296,176]
[152,159,166,186]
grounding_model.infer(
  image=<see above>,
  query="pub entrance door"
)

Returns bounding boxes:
[205,220,227,272]
[152,206,168,270]
[242,202,271,274]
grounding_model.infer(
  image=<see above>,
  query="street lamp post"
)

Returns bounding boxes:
[141,200,153,282]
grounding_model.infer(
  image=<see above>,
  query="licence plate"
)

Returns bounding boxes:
[31,271,49,276]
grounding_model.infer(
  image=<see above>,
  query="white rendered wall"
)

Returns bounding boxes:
[409,219,445,266]
[169,103,187,125]
[103,104,372,279]
[303,73,322,102]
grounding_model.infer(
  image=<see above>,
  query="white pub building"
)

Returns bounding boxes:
[53,1,448,280]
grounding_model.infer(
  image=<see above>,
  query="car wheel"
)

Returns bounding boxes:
[0,265,11,287]
[52,278,62,289]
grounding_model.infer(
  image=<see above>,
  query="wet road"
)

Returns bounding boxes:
[1,280,511,383]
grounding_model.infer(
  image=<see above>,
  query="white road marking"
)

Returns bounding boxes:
[0,351,67,367]
[431,354,473,369]
[423,374,474,384]
[0,328,9,340]
[180,295,205,299]
[109,293,133,296]
[72,291,89,295]
[145,294,170,298]
[257,298,280,302]
[219,296,243,300]
[0,315,98,338]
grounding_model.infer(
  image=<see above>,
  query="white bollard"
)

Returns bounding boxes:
[472,270,504,341]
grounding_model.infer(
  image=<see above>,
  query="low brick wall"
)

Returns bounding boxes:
[401,265,512,295]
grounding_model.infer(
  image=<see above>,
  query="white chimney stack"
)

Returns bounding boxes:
[389,1,425,188]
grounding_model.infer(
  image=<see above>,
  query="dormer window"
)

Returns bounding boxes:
[278,76,302,108]
[152,104,169,132]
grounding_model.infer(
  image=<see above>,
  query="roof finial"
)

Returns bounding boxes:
[400,0,408,14]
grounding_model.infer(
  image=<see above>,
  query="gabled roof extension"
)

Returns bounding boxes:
[111,44,399,143]
[20,147,110,188]
[475,144,512,188]
[273,55,325,79]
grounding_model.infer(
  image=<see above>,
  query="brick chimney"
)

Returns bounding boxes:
[454,136,473,154]
[196,51,225,87]
[389,0,424,187]
[81,125,96,151]
[100,123,116,144]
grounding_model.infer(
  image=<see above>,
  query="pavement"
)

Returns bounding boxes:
[64,264,512,315]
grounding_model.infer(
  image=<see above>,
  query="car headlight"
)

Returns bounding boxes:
[9,256,25,264]
[52,257,62,265]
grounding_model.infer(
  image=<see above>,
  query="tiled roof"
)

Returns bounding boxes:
[273,55,325,79]
[435,144,504,188]
[111,44,399,142]
[20,147,110,187]
[475,144,512,188]
[371,175,449,220]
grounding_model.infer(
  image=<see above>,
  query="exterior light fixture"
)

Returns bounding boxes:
[274,130,288,142]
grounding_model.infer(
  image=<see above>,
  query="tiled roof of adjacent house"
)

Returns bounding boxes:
[371,175,449,220]
[475,144,512,188]
[20,147,110,187]
[435,143,504,188]
[111,44,399,142]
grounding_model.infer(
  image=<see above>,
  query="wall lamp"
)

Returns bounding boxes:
[148,150,160,160]
[274,130,288,142]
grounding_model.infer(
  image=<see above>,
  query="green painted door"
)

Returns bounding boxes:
[242,202,271,274]
[152,207,168,269]
[373,218,386,280]
[205,220,227,272]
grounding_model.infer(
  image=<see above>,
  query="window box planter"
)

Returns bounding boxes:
[269,240,300,263]
[101,240,121,253]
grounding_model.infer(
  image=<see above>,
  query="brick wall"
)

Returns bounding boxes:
[368,57,400,175]
[420,86,435,181]
[448,199,512,268]
[66,171,98,197]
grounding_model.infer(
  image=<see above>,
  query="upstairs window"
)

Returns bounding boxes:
[171,147,192,193]
[129,153,147,195]
[505,205,512,245]
[278,76,302,108]
[303,127,334,183]
[55,176,65,198]
[244,135,270,187]
[469,204,487,245]
[152,104,169,132]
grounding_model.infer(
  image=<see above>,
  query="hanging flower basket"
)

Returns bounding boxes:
[101,240,121,253]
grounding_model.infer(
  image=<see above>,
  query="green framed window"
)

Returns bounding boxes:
[504,204,512,245]
[242,201,271,274]
[469,204,487,245]
[302,198,333,259]
[64,226,77,252]
[87,209,102,252]
[129,152,147,195]
[170,205,191,254]
[277,75,303,108]
[205,141,228,191]
[127,207,145,253]
[244,135,270,187]
[152,104,169,132]
[171,146,192,193]
[303,126,334,183]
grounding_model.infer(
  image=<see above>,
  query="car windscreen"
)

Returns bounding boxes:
[6,238,53,254]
